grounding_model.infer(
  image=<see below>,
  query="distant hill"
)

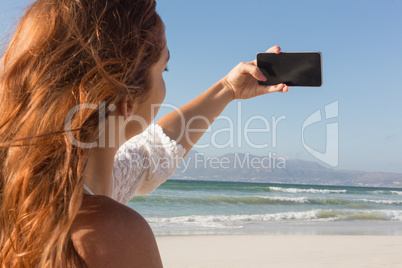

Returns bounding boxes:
[171,150,402,188]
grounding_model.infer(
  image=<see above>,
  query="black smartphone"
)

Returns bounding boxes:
[257,52,322,87]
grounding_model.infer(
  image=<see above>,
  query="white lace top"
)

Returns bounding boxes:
[84,124,186,205]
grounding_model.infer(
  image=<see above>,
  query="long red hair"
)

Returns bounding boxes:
[0,0,165,266]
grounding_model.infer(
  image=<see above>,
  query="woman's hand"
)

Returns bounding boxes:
[223,46,289,100]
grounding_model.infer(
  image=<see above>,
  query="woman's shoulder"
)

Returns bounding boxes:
[71,195,162,267]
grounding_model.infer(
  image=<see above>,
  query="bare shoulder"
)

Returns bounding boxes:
[71,195,162,268]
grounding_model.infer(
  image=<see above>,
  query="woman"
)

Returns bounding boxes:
[0,0,288,267]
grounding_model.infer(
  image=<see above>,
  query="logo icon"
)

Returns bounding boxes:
[302,101,339,167]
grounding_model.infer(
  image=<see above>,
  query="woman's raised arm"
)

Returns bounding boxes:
[156,46,289,157]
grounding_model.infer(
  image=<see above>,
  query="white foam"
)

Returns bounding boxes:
[381,210,402,221]
[374,190,402,195]
[146,209,402,228]
[146,210,325,226]
[357,199,402,205]
[332,209,402,221]
[269,186,347,194]
[260,196,309,203]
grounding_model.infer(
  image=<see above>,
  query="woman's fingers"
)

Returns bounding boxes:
[266,46,281,54]
[252,45,281,65]
[236,61,290,95]
[237,62,267,81]
[254,83,290,96]
[227,48,290,99]
[264,83,285,94]
[250,45,288,95]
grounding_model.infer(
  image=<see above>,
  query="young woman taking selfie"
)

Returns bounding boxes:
[0,0,288,266]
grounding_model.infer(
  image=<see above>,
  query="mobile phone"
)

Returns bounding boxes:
[257,52,322,87]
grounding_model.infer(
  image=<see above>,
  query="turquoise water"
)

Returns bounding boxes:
[127,180,402,236]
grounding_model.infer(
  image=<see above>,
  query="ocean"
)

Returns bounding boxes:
[126,180,402,236]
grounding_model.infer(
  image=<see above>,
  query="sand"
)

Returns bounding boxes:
[156,235,402,268]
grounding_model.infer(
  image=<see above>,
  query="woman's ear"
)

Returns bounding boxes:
[117,95,135,121]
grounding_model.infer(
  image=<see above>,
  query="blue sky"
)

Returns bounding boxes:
[1,0,401,173]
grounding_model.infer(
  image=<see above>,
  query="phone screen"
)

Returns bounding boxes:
[257,52,322,87]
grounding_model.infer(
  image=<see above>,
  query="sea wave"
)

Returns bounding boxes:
[132,195,402,206]
[147,210,322,225]
[133,195,310,205]
[133,196,355,205]
[357,199,402,205]
[269,186,347,194]
[146,209,402,226]
[373,190,402,195]
[210,196,311,204]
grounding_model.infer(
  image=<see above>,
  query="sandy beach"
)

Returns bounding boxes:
[156,235,402,268]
